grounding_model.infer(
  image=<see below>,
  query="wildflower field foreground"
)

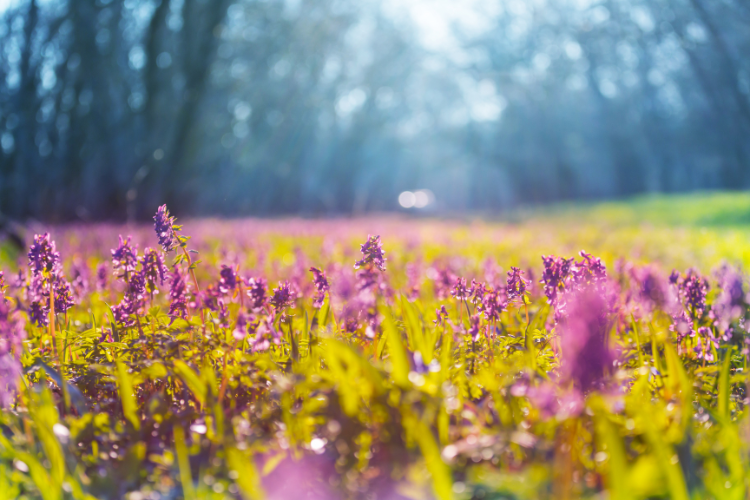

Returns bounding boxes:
[3,193,750,500]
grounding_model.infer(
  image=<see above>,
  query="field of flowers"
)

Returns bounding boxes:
[2,195,750,500]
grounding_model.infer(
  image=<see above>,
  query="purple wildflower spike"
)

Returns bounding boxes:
[28,233,61,277]
[541,255,573,306]
[451,277,471,302]
[168,267,189,324]
[309,267,329,308]
[506,266,530,301]
[468,313,482,342]
[53,280,75,314]
[480,288,505,321]
[111,235,139,276]
[245,277,268,311]
[354,235,386,271]
[141,248,169,295]
[270,281,296,311]
[154,204,178,252]
[218,265,239,295]
[433,305,449,326]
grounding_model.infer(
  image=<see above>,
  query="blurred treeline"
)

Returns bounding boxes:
[0,0,748,221]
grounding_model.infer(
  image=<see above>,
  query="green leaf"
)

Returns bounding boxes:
[226,446,265,499]
[382,309,409,386]
[173,359,207,406]
[173,425,195,500]
[116,360,141,431]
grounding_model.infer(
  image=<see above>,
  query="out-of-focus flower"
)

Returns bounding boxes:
[354,235,386,271]
[558,287,615,391]
[309,267,329,308]
[468,313,482,342]
[712,266,745,335]
[270,281,296,311]
[680,270,708,317]
[246,277,268,311]
[405,263,421,301]
[95,262,108,292]
[480,288,505,321]
[218,265,239,295]
[0,352,21,408]
[451,277,471,302]
[433,305,449,326]
[154,204,178,252]
[111,235,139,276]
[69,260,89,300]
[695,326,718,362]
[0,299,26,356]
[428,265,456,301]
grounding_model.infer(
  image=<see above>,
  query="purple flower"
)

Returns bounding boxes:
[95,262,108,292]
[218,265,239,295]
[451,277,471,301]
[309,267,329,308]
[428,266,456,301]
[354,235,386,271]
[246,277,268,311]
[270,281,296,311]
[571,251,607,287]
[677,270,708,317]
[0,299,26,355]
[111,235,139,276]
[468,313,482,342]
[506,266,530,301]
[70,260,89,300]
[541,255,573,306]
[28,233,61,277]
[433,305,449,326]
[712,266,745,334]
[480,288,505,321]
[0,352,21,408]
[112,270,147,326]
[695,327,718,362]
[630,265,676,314]
[154,204,178,252]
[558,288,615,391]
[469,279,486,305]
[141,248,169,295]
[53,280,75,314]
[168,267,189,324]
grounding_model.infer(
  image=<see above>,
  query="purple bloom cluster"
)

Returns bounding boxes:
[354,235,386,271]
[26,233,75,326]
[154,204,178,252]
[168,267,189,324]
[541,255,574,306]
[309,267,329,308]
[270,281,296,311]
[506,266,529,301]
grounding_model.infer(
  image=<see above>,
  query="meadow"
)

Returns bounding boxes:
[2,192,750,499]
